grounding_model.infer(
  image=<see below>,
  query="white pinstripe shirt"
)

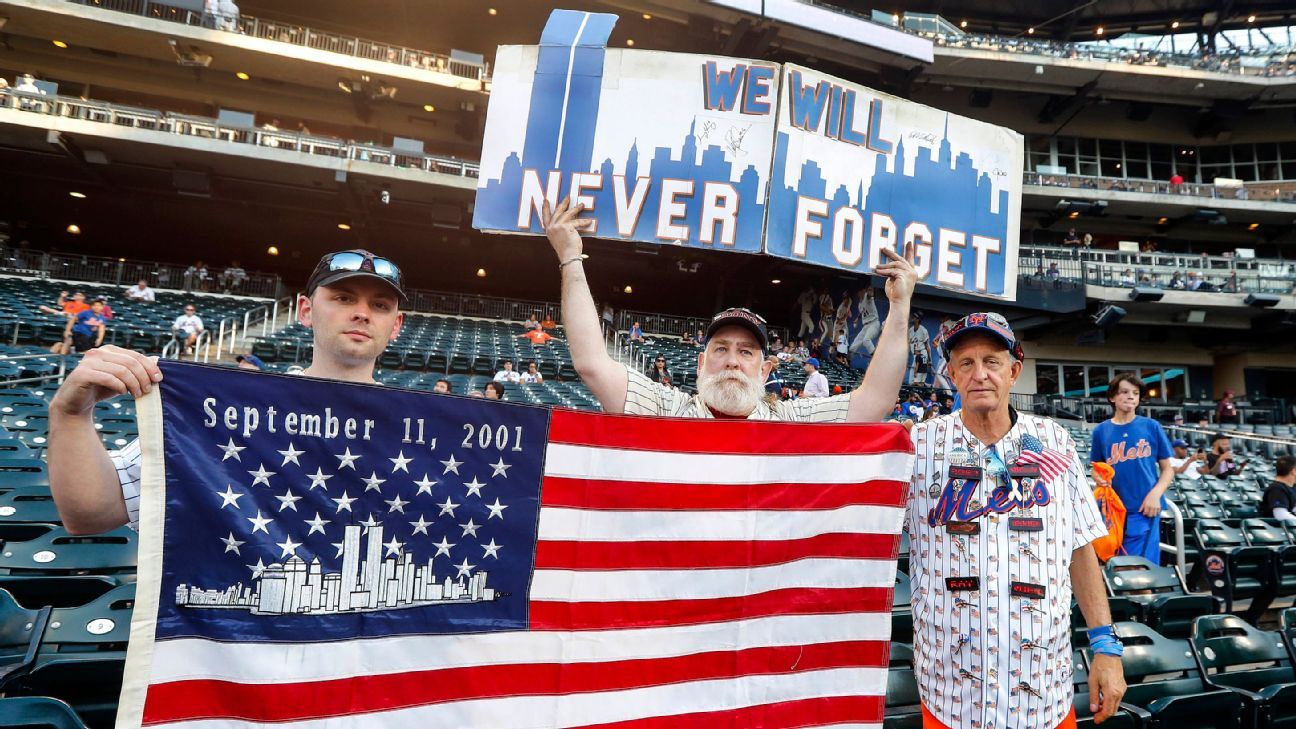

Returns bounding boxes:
[110,438,142,531]
[907,411,1107,729]
[622,366,851,422]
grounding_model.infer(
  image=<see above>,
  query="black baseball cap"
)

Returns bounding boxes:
[705,307,768,351]
[306,249,407,303]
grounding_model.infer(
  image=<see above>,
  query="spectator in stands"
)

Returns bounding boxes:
[1046,262,1060,280]
[523,312,542,331]
[540,195,917,420]
[1186,271,1203,291]
[1216,389,1239,424]
[493,361,521,384]
[433,379,451,394]
[629,320,644,344]
[648,356,671,384]
[1119,269,1137,286]
[941,395,956,414]
[1089,372,1174,562]
[234,354,264,370]
[1168,439,1208,480]
[520,361,543,384]
[46,247,408,534]
[61,297,107,354]
[1169,271,1185,289]
[764,355,784,397]
[540,313,556,329]
[1169,171,1184,191]
[183,260,209,292]
[172,304,205,354]
[484,381,505,400]
[1260,456,1296,524]
[1082,232,1093,248]
[516,327,557,346]
[801,357,830,398]
[1206,432,1247,478]
[40,290,88,317]
[678,329,693,345]
[904,392,925,419]
[220,261,248,293]
[125,278,156,302]
[693,328,706,347]
[776,344,796,363]
[794,339,810,360]
[1062,228,1081,246]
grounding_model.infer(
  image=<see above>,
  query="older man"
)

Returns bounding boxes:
[541,196,917,421]
[908,312,1125,728]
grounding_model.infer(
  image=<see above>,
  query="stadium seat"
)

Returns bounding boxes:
[0,488,61,525]
[0,458,47,490]
[1111,621,1243,727]
[1191,614,1296,728]
[1240,519,1296,598]
[892,571,913,645]
[1194,519,1277,615]
[1073,649,1143,729]
[38,584,133,659]
[0,528,137,579]
[884,643,921,729]
[1104,556,1214,639]
[0,588,51,690]
[0,696,88,729]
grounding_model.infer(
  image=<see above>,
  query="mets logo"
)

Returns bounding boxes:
[928,476,1052,527]
[967,313,988,326]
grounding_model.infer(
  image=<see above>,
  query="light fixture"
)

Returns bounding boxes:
[771,279,782,284]
[1027,27,1035,34]
[66,224,81,234]
[626,39,635,46]
[267,245,280,255]
[623,285,633,294]
[118,257,125,262]
[476,268,487,278]
[960,20,967,28]
[1068,211,1079,219]
[1247,14,1256,23]
[52,39,68,48]
[1158,217,1168,224]
[1116,163,1121,169]
[1171,20,1180,29]
[642,13,652,19]
[892,14,900,23]
[1148,388,1158,397]
[1248,223,1260,230]
[235,71,250,80]
[68,191,86,199]
[337,223,351,231]
[1096,26,1104,35]
[337,79,354,93]
[488,7,497,15]
[423,104,436,112]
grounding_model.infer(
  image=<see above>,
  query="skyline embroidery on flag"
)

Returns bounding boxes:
[119,361,913,728]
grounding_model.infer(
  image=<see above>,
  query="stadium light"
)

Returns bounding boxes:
[66,224,81,234]
[423,104,436,112]
[1247,14,1256,23]
[52,40,68,48]
[771,279,782,284]
[1248,223,1260,230]
[623,285,633,294]
[337,223,351,231]
[960,20,967,28]
[627,39,635,46]
[642,13,652,20]
[488,7,497,15]
[267,246,280,256]
[68,191,86,199]
[1096,26,1104,35]
[1171,21,1180,29]
[1027,27,1035,34]
[477,268,487,278]
[235,71,250,80]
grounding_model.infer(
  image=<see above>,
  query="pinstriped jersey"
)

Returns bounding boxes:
[907,411,1107,729]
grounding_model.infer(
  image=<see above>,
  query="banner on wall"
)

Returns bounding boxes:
[474,10,1022,301]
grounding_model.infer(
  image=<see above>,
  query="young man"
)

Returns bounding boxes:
[1168,439,1208,481]
[1260,456,1296,524]
[910,312,1124,728]
[484,381,505,400]
[541,196,917,421]
[47,249,406,534]
[1089,373,1174,562]
[433,379,452,394]
[1206,433,1247,479]
[63,297,108,353]
[492,361,520,384]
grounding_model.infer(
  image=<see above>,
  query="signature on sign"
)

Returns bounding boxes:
[908,131,937,145]
[724,124,753,156]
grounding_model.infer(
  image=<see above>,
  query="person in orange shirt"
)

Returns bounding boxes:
[516,328,560,346]
[40,290,89,317]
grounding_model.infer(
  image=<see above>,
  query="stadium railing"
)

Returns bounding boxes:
[1024,172,1296,204]
[66,0,490,84]
[1019,244,1296,296]
[0,91,480,180]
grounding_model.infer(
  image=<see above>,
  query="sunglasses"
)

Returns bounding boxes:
[314,250,403,289]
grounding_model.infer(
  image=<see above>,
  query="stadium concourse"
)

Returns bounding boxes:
[2,0,1296,726]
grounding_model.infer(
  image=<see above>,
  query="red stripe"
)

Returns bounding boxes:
[571,695,886,729]
[549,409,913,456]
[540,477,907,511]
[536,533,900,570]
[140,641,887,725]
[529,587,893,630]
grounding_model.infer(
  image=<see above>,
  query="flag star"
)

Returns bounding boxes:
[454,557,475,578]
[304,512,331,536]
[383,535,404,557]
[277,442,305,467]
[440,454,463,475]
[215,484,244,509]
[481,538,502,559]
[360,514,381,530]
[464,477,487,498]
[409,514,432,536]
[331,542,345,558]
[431,536,455,558]
[307,468,333,490]
[218,437,246,462]
[277,536,301,559]
[332,490,357,513]
[335,447,361,470]
[275,490,303,512]
[247,510,272,534]
[437,496,460,518]
[247,557,267,578]
[385,494,409,514]
[220,532,245,555]
[489,457,512,478]
[247,463,276,487]
[362,471,387,493]
[389,451,413,473]
[413,474,437,496]
[486,498,508,520]
[460,518,481,538]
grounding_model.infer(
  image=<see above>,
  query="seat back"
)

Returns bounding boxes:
[1104,555,1185,603]
[0,528,137,575]
[1192,614,1295,693]
[1242,518,1291,546]
[1195,519,1247,549]
[0,696,88,729]
[886,643,921,710]
[42,584,135,654]
[1116,621,1211,705]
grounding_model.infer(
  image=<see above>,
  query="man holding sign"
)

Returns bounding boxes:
[541,196,918,421]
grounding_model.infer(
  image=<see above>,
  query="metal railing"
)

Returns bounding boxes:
[1019,244,1296,296]
[70,0,489,84]
[0,352,69,387]
[1024,172,1296,204]
[0,90,480,179]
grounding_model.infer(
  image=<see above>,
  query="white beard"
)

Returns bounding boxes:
[697,369,764,416]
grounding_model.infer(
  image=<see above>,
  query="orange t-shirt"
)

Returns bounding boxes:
[540,318,557,329]
[524,330,553,345]
[62,301,89,315]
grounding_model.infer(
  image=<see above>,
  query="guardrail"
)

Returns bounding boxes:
[1019,244,1296,296]
[0,90,480,180]
[1024,172,1296,204]
[0,245,283,299]
[69,0,489,84]
[0,352,69,387]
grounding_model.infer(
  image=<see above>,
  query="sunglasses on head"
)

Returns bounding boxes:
[314,250,403,288]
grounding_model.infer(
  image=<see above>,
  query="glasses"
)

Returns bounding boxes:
[314,250,403,290]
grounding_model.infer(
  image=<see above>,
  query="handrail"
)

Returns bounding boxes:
[68,0,489,84]
[0,90,480,180]
[0,352,69,387]
[1161,500,1189,582]
[1024,172,1296,204]
[1020,244,1296,296]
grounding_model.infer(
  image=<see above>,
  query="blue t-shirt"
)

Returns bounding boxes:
[1089,416,1173,508]
[71,309,104,338]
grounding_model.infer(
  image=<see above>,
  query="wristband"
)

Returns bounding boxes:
[1087,625,1124,657]
[559,255,587,270]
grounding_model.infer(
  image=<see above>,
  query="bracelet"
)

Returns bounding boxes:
[559,255,587,270]
[1087,625,1124,657]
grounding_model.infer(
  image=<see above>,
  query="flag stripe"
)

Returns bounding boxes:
[543,443,913,485]
[535,533,900,570]
[539,477,907,511]
[549,410,912,456]
[537,504,905,542]
[529,586,893,631]
[146,667,888,729]
[141,641,888,724]
[568,696,886,729]
[145,613,892,684]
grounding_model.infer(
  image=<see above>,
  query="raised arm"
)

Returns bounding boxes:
[846,245,919,422]
[542,197,628,413]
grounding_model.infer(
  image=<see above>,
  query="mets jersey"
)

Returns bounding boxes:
[907,410,1107,729]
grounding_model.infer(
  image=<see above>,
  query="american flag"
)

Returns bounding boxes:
[1016,433,1072,483]
[120,361,913,728]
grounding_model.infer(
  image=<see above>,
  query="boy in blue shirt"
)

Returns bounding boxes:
[1090,372,1174,562]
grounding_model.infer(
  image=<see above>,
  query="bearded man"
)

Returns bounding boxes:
[541,197,917,420]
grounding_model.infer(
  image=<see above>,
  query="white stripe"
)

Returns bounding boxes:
[544,443,912,485]
[552,12,592,168]
[164,667,886,729]
[530,557,894,602]
[538,503,905,542]
[148,613,890,684]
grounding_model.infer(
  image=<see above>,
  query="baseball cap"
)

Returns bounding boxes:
[306,249,407,303]
[705,307,768,352]
[805,357,820,368]
[1172,438,1189,448]
[939,312,1025,361]
[236,354,266,369]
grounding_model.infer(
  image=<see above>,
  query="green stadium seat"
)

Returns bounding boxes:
[1109,621,1243,728]
[892,571,912,645]
[0,696,88,729]
[1191,614,1296,728]
[0,528,137,579]
[1104,556,1214,639]
[1072,649,1143,729]
[39,584,133,660]
[0,588,51,690]
[1194,519,1277,616]
[0,488,61,525]
[884,643,921,729]
[1241,519,1296,598]
[0,459,49,489]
